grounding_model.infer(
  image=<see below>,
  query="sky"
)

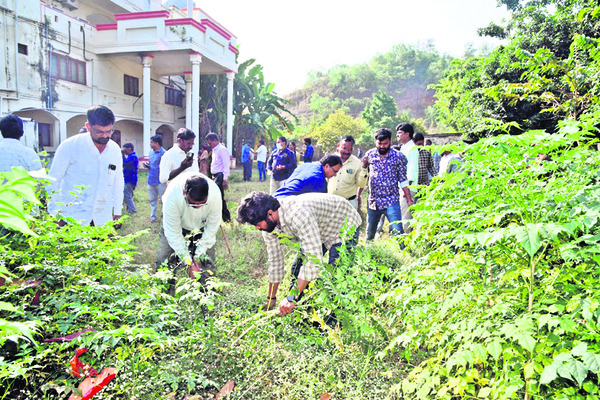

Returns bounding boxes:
[196,0,510,95]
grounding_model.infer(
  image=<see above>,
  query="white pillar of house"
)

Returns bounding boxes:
[190,52,202,153]
[58,116,67,143]
[225,70,235,154]
[184,72,192,130]
[142,54,153,157]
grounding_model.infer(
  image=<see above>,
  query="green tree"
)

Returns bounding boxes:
[312,109,366,150]
[362,91,398,130]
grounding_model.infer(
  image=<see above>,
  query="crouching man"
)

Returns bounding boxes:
[157,171,222,284]
[236,192,361,316]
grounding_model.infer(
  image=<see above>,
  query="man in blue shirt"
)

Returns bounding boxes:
[122,142,138,214]
[274,154,342,198]
[241,140,255,182]
[303,138,314,163]
[145,134,166,222]
[267,136,297,194]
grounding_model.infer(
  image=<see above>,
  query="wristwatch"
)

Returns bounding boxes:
[286,294,297,303]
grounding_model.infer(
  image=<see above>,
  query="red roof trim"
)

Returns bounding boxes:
[96,24,117,31]
[200,19,232,40]
[228,43,239,54]
[114,10,170,21]
[165,18,207,33]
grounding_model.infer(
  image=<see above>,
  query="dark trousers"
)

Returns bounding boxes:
[212,172,231,222]
[243,160,252,181]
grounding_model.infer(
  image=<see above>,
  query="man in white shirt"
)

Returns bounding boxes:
[256,139,268,182]
[48,105,123,226]
[156,171,222,285]
[159,128,198,184]
[0,115,43,173]
[396,122,419,233]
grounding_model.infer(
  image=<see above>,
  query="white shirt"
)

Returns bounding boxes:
[162,171,222,264]
[158,145,199,184]
[400,140,419,185]
[256,144,268,163]
[48,133,124,226]
[0,138,43,172]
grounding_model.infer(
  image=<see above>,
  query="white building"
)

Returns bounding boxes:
[0,0,238,156]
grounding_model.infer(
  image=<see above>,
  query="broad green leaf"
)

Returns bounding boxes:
[540,363,558,384]
[571,342,588,357]
[517,333,536,353]
[0,302,20,313]
[471,343,487,363]
[565,359,588,387]
[487,340,503,361]
[583,352,600,373]
[513,224,542,258]
[478,387,492,398]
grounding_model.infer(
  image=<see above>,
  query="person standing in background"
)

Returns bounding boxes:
[267,136,296,194]
[241,140,255,182]
[121,143,138,214]
[0,114,43,173]
[303,138,314,163]
[159,128,198,184]
[256,139,268,182]
[198,144,211,177]
[206,133,231,222]
[328,135,368,210]
[396,122,419,234]
[145,134,166,223]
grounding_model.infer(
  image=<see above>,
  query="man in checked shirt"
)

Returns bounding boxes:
[237,191,361,315]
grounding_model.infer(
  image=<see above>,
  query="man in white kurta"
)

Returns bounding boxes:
[156,171,222,282]
[48,106,124,226]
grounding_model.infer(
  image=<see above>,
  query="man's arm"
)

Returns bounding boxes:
[193,190,223,257]
[168,156,193,182]
[47,143,70,215]
[406,148,419,185]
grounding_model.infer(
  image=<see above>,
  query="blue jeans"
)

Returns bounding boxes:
[243,160,252,181]
[148,182,166,221]
[123,182,137,213]
[366,202,403,240]
[257,161,266,181]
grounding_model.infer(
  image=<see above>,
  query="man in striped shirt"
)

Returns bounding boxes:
[237,192,361,315]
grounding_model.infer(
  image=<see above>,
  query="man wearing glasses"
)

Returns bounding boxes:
[156,171,222,285]
[48,105,124,226]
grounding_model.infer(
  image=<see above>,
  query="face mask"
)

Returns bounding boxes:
[276,143,283,150]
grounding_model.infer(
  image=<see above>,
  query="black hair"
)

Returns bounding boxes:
[236,191,281,226]
[177,128,196,141]
[320,154,343,168]
[206,133,218,142]
[123,142,134,150]
[340,135,355,144]
[396,122,415,138]
[374,128,392,142]
[184,175,209,202]
[150,134,163,146]
[278,136,287,145]
[87,105,115,127]
[413,132,425,143]
[425,139,433,145]
[304,137,311,144]
[0,115,24,139]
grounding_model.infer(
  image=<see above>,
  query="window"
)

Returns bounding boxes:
[124,75,139,96]
[18,44,28,55]
[50,53,86,85]
[165,87,183,107]
[38,123,52,147]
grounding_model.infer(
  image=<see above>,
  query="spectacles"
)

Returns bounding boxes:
[185,195,207,208]
[91,127,114,135]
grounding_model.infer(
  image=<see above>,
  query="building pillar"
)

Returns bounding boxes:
[190,52,202,153]
[225,70,235,154]
[184,72,192,130]
[58,116,67,143]
[142,55,153,157]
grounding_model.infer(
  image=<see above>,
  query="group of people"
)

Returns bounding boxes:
[1,105,461,320]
